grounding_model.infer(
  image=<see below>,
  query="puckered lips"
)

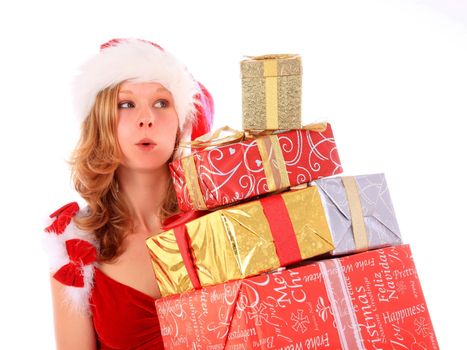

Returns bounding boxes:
[136,138,157,151]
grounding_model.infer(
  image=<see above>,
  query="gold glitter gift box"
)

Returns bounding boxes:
[146,186,334,296]
[241,54,302,130]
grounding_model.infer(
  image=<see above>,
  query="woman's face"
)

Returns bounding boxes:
[116,81,179,171]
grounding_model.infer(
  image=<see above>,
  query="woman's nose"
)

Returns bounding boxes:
[137,106,155,128]
[138,119,153,128]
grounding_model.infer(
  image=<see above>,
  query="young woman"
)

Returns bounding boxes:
[42,38,214,349]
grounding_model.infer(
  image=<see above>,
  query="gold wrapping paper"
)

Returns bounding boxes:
[146,230,194,296]
[241,54,302,130]
[146,186,334,296]
[282,187,334,258]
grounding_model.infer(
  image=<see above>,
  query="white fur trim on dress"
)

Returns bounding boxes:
[42,208,97,314]
[73,38,199,130]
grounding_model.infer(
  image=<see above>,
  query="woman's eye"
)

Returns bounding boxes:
[154,99,168,108]
[118,101,135,109]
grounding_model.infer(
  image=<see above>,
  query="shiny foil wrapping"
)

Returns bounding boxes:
[146,186,334,296]
[241,54,302,130]
[146,230,193,297]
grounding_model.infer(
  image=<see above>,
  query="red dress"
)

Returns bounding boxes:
[43,203,165,349]
[91,269,164,349]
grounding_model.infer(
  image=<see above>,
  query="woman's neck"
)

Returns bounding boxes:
[116,165,170,235]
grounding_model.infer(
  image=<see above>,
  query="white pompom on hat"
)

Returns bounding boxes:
[72,38,214,142]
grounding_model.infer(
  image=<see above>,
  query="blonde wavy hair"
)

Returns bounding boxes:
[70,84,180,262]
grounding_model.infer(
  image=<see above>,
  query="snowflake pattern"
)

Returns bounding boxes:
[396,280,407,294]
[247,303,269,326]
[291,309,310,333]
[414,317,430,337]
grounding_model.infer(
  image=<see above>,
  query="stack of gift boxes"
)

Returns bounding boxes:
[146,55,439,349]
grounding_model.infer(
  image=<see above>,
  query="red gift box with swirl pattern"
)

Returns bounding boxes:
[170,123,343,211]
[155,245,439,349]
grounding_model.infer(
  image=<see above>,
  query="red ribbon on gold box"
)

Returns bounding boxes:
[146,186,334,296]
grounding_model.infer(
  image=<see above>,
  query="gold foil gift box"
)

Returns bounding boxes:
[241,54,302,130]
[146,186,334,296]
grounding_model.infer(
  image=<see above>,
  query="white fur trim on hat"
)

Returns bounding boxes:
[73,38,199,130]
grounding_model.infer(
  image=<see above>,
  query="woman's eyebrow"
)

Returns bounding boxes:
[118,87,169,94]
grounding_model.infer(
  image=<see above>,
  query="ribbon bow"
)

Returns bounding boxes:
[179,126,248,150]
[53,239,97,287]
[178,123,329,150]
[45,202,79,234]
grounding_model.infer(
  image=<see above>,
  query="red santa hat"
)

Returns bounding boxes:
[72,38,214,142]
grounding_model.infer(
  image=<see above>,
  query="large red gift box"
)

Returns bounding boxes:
[155,245,438,349]
[170,123,343,211]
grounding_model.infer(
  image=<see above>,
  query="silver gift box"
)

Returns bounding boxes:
[315,173,402,255]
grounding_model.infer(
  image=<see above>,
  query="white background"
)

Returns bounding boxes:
[1,0,466,348]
